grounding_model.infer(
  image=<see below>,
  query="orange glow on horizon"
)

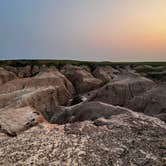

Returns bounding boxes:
[90,16,166,54]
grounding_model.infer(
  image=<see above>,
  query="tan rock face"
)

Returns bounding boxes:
[0,70,75,133]
[0,106,42,136]
[4,65,33,78]
[93,66,119,83]
[0,88,33,109]
[20,86,69,120]
[0,70,75,98]
[61,65,103,93]
[4,65,59,78]
[0,67,17,85]
[91,76,155,106]
[35,69,75,96]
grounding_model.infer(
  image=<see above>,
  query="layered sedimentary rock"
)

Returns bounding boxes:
[93,66,119,83]
[127,84,166,122]
[0,70,75,135]
[91,75,155,106]
[3,65,32,78]
[61,65,103,93]
[0,67,17,85]
[0,64,166,166]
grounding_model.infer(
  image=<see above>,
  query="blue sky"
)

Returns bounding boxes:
[0,0,166,61]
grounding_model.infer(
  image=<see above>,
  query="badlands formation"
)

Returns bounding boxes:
[0,63,166,166]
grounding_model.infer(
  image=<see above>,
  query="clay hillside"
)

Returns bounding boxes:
[0,60,166,166]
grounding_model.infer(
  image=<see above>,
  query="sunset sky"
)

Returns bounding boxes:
[0,0,166,61]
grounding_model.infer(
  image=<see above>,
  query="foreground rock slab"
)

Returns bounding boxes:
[0,110,165,166]
[0,106,43,136]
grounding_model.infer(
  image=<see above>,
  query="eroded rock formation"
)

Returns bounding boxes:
[91,75,155,106]
[0,108,165,166]
[61,65,103,93]
[93,66,119,83]
[127,84,166,122]
[0,67,17,85]
[0,63,165,166]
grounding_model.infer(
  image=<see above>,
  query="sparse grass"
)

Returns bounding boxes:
[0,59,166,81]
[0,59,165,69]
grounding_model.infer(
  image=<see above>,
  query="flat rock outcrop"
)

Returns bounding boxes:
[0,106,44,136]
[0,107,165,166]
[0,63,166,166]
[61,65,103,93]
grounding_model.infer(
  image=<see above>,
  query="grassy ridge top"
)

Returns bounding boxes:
[0,60,166,68]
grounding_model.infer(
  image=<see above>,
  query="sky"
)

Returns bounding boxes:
[0,0,166,61]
